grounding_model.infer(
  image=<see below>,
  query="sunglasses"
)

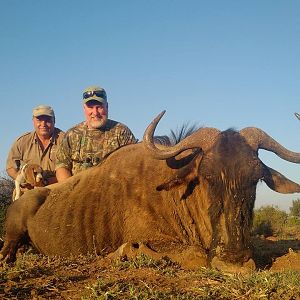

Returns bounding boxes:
[83,90,107,99]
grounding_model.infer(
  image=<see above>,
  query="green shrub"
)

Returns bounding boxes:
[0,173,14,237]
[287,216,300,226]
[253,205,288,237]
[0,173,14,206]
[290,198,300,217]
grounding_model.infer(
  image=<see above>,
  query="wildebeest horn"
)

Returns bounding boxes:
[143,111,220,159]
[240,127,300,163]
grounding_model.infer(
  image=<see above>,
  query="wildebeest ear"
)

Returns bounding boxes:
[263,165,300,194]
[156,153,203,191]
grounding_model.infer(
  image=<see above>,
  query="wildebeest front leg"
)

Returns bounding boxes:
[0,188,50,263]
[108,242,208,270]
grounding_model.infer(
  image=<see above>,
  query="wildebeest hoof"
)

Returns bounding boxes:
[211,257,256,274]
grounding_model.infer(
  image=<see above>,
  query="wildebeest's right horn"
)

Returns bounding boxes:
[240,127,300,163]
[143,111,220,160]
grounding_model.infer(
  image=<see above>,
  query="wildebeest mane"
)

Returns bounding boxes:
[154,123,200,146]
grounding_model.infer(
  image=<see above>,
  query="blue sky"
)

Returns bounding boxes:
[1,0,300,211]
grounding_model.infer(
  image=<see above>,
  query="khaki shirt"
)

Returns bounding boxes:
[55,119,137,175]
[6,128,65,180]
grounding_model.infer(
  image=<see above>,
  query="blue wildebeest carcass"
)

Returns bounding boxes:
[1,111,300,272]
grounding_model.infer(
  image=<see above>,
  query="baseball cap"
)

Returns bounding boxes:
[32,105,55,118]
[83,85,107,104]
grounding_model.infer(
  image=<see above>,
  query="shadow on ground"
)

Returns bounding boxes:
[252,236,300,269]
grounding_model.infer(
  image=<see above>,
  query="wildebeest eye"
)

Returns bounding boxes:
[205,174,213,180]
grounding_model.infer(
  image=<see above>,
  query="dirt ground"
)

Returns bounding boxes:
[1,237,300,299]
[252,236,300,270]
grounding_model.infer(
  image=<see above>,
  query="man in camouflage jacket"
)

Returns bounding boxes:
[55,85,137,182]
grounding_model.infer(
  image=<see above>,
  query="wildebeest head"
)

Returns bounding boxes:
[143,111,300,265]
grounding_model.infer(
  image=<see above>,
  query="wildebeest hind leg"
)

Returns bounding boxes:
[0,188,50,263]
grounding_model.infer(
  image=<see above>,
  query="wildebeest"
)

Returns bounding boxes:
[2,111,300,272]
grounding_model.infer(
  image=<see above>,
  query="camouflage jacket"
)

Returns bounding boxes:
[55,119,137,175]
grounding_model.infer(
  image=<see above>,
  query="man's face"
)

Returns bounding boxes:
[84,100,108,129]
[33,115,55,138]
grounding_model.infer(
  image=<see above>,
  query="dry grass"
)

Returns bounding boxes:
[0,247,300,300]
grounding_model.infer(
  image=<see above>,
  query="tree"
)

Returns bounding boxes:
[290,198,300,217]
[253,205,288,237]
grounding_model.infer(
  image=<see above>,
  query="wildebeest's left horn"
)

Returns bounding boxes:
[240,127,300,163]
[143,111,220,159]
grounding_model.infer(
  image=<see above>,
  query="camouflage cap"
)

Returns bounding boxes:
[32,105,55,118]
[83,85,107,104]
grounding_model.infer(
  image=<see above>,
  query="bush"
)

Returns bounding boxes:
[253,205,288,237]
[0,173,14,206]
[253,220,273,237]
[290,198,300,217]
[287,216,300,226]
[0,173,14,237]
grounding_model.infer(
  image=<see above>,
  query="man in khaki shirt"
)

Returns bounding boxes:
[6,105,64,185]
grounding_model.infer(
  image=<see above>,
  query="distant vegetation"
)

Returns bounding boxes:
[0,173,14,237]
[253,204,300,238]
[290,198,300,217]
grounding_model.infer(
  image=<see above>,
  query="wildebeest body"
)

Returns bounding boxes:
[27,145,203,256]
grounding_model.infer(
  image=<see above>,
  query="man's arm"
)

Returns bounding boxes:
[6,139,22,180]
[46,176,58,185]
[55,131,74,183]
[56,167,72,182]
